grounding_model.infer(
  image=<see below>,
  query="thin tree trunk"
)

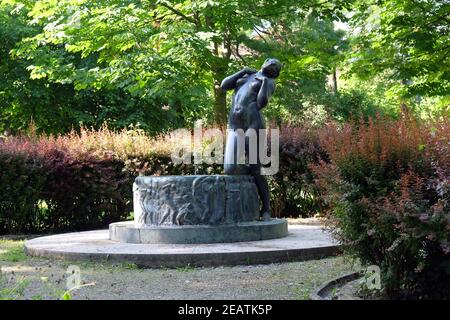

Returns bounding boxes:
[213,79,227,127]
[332,67,338,94]
[210,37,229,127]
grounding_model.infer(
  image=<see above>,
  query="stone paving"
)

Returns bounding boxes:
[24,225,338,267]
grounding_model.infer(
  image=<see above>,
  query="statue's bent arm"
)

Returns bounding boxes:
[257,77,275,110]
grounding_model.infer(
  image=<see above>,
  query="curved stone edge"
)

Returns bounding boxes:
[109,219,288,244]
[24,243,341,268]
[309,271,363,300]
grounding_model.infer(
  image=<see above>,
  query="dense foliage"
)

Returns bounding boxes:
[315,116,450,299]
[349,0,449,98]
[3,0,447,135]
[0,0,352,133]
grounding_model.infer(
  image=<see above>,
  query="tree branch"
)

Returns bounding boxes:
[234,43,247,65]
[253,24,270,46]
[157,1,199,26]
[224,33,232,59]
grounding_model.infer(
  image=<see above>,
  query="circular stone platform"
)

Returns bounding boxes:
[110,219,288,244]
[24,225,339,267]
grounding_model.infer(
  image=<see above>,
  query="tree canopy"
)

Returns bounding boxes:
[348,0,449,97]
[0,0,448,134]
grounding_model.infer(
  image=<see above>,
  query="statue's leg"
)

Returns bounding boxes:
[224,130,237,174]
[246,132,271,221]
[251,167,271,220]
[225,129,250,174]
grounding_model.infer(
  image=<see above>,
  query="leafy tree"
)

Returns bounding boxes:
[261,11,349,123]
[10,0,351,126]
[347,0,450,103]
[0,0,184,134]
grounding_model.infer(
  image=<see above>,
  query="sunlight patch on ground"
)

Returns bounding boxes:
[1,266,37,273]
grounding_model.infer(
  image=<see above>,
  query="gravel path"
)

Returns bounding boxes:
[1,219,359,300]
[0,239,358,300]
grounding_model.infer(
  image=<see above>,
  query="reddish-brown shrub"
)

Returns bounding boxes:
[0,126,221,233]
[0,122,327,232]
[314,115,450,299]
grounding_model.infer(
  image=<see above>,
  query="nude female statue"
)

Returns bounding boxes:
[220,58,282,221]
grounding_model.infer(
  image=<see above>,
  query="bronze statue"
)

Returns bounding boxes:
[221,58,282,221]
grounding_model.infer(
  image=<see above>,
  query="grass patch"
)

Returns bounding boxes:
[0,275,31,300]
[176,264,195,272]
[0,240,27,262]
[59,259,140,273]
[119,262,139,270]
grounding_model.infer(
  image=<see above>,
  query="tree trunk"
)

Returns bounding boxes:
[209,30,230,128]
[332,67,338,94]
[213,79,227,127]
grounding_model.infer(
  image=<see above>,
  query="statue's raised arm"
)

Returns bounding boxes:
[220,67,258,91]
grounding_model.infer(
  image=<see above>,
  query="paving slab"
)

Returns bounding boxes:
[24,225,339,267]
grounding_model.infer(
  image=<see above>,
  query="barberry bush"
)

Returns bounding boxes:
[0,126,199,233]
[269,124,327,217]
[314,116,450,299]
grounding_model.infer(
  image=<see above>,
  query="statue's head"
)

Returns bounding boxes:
[261,58,282,78]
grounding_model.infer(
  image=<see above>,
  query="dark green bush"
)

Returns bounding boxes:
[269,125,326,217]
[0,150,45,233]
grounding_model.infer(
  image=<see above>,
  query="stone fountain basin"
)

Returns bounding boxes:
[123,174,288,244]
[133,175,261,226]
